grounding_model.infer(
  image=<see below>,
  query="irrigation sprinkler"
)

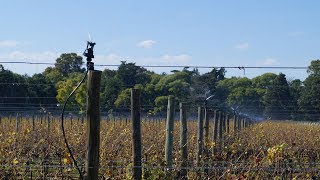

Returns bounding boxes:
[83,41,96,70]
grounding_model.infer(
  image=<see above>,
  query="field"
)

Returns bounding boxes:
[1,116,320,179]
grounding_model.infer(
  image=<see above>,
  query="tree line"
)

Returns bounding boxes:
[0,53,319,121]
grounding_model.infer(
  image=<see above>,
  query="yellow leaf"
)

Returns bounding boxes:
[63,158,68,164]
[13,158,18,165]
[24,128,30,135]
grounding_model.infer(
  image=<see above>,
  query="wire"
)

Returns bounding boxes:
[0,61,312,69]
[60,70,87,179]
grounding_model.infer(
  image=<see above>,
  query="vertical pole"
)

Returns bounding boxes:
[85,70,101,180]
[203,107,210,144]
[226,114,230,134]
[131,89,142,180]
[165,96,175,169]
[233,114,237,135]
[237,116,241,132]
[213,110,218,142]
[218,111,223,149]
[196,106,204,166]
[179,102,188,179]
[32,113,35,131]
[16,113,20,132]
[47,115,50,133]
[222,113,226,133]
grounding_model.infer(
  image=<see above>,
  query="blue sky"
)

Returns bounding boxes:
[1,0,319,80]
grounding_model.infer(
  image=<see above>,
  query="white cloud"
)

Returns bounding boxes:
[0,40,30,48]
[161,54,192,63]
[0,51,59,62]
[95,53,124,64]
[261,58,278,65]
[137,40,157,48]
[0,40,20,48]
[288,32,304,37]
[234,42,249,50]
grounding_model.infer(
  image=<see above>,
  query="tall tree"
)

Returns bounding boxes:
[27,73,57,108]
[54,53,85,77]
[289,79,303,120]
[116,61,150,86]
[264,73,292,120]
[298,60,320,121]
[0,65,29,112]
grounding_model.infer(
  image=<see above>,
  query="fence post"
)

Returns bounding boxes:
[226,114,230,134]
[85,70,101,180]
[203,107,210,144]
[16,113,20,132]
[218,111,223,149]
[179,102,188,179]
[233,114,237,135]
[47,115,50,133]
[32,113,35,131]
[165,95,175,169]
[131,88,142,180]
[196,106,204,170]
[237,116,241,132]
[222,113,226,133]
[213,110,218,142]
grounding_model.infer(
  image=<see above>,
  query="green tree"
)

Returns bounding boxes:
[54,53,85,77]
[264,73,292,120]
[0,65,29,112]
[289,79,303,120]
[56,72,87,114]
[252,73,277,89]
[116,61,150,86]
[191,68,225,105]
[27,73,57,107]
[298,61,320,121]
[43,67,64,84]
[154,71,191,101]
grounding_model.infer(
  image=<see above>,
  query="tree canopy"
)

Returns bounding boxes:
[1,54,320,121]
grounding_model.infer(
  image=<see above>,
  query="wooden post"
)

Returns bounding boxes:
[165,96,175,169]
[32,113,35,131]
[179,102,188,179]
[47,115,50,132]
[196,106,204,167]
[222,113,226,133]
[131,89,142,180]
[16,113,20,132]
[233,114,237,135]
[85,70,101,180]
[226,114,230,134]
[213,110,218,142]
[203,107,210,143]
[218,111,223,149]
[237,116,241,132]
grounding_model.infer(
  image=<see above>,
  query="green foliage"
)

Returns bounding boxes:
[116,61,151,86]
[114,88,131,107]
[54,53,85,76]
[27,73,57,106]
[252,73,277,89]
[4,56,320,122]
[264,73,292,120]
[56,72,87,113]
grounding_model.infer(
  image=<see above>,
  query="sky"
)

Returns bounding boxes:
[1,0,320,80]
